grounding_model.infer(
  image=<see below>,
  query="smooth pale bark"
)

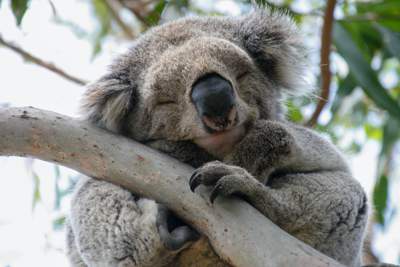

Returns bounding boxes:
[0,107,344,267]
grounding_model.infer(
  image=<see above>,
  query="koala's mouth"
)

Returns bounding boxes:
[201,107,238,134]
[193,124,246,158]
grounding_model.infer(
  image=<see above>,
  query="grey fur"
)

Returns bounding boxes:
[68,9,368,267]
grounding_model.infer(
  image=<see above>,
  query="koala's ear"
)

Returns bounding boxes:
[80,72,138,133]
[238,9,308,93]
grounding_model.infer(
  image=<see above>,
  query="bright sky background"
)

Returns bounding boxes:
[0,0,399,266]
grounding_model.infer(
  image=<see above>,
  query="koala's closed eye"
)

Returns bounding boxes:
[154,93,178,106]
[157,99,177,106]
[236,71,250,81]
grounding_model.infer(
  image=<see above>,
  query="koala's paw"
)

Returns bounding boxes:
[189,161,256,203]
[156,204,200,251]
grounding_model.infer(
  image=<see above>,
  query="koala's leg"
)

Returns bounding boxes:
[249,171,367,267]
[67,177,198,267]
[66,222,86,267]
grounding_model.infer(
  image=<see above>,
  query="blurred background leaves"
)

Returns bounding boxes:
[1,0,400,264]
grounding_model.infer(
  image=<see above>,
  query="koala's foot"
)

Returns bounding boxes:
[189,160,260,203]
[156,204,200,250]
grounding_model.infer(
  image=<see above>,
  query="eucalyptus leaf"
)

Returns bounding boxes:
[11,0,30,26]
[53,215,66,231]
[32,171,41,211]
[364,124,383,141]
[172,0,189,8]
[255,0,267,6]
[375,24,400,61]
[330,73,356,114]
[90,0,112,58]
[146,0,167,26]
[373,174,388,226]
[381,116,400,156]
[373,117,399,226]
[356,0,400,16]
[286,100,303,122]
[339,22,385,66]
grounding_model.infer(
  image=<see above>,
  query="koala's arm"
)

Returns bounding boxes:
[226,120,349,179]
[67,177,198,267]
[192,120,368,266]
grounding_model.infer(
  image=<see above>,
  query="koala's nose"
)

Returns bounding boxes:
[191,73,237,132]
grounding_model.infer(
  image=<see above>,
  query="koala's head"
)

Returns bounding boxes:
[81,9,307,159]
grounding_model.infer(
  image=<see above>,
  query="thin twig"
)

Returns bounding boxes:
[116,0,152,27]
[0,35,87,86]
[306,0,337,127]
[103,0,136,39]
[337,14,400,22]
[47,0,58,17]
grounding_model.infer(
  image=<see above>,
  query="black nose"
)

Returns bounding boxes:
[191,73,237,132]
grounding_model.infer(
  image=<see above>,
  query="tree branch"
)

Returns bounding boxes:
[306,0,336,127]
[116,0,153,28]
[0,35,87,86]
[0,107,344,267]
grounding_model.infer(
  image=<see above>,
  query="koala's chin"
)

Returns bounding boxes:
[193,124,246,158]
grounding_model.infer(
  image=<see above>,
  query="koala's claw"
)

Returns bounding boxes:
[189,171,201,192]
[156,205,200,251]
[209,183,223,204]
[189,161,255,204]
[189,161,233,193]
[209,175,244,203]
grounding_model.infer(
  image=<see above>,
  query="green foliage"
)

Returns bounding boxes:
[90,0,112,58]
[364,123,382,141]
[54,165,62,210]
[31,171,41,211]
[254,0,267,6]
[356,0,400,19]
[328,1,400,230]
[376,25,400,61]
[330,74,356,114]
[373,174,388,226]
[373,116,400,226]
[286,100,304,122]
[54,166,76,211]
[10,0,30,25]
[145,0,167,26]
[53,215,66,231]
[333,22,400,120]
[381,117,400,157]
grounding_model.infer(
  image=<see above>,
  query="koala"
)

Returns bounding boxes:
[66,9,368,267]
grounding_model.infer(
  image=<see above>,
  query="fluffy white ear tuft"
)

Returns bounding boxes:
[80,74,137,133]
[239,8,311,95]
